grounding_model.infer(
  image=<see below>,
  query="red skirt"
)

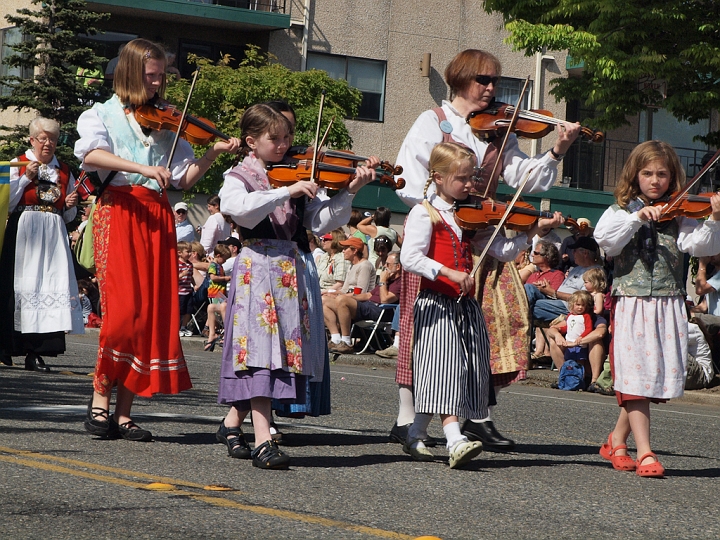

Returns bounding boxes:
[92,185,191,397]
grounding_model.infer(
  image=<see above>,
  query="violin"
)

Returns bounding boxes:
[134,97,230,145]
[266,156,406,191]
[652,192,718,221]
[466,101,604,143]
[454,195,577,232]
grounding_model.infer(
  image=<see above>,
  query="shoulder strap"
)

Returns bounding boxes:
[432,107,454,144]
[95,170,118,198]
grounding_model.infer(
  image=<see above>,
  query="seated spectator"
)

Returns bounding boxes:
[358,206,400,269]
[307,231,324,264]
[337,236,376,294]
[545,313,608,392]
[686,321,715,390]
[551,290,594,367]
[204,244,231,352]
[324,252,402,354]
[525,236,603,325]
[218,236,241,274]
[174,201,195,242]
[317,228,350,294]
[531,227,562,255]
[559,217,594,271]
[582,267,608,316]
[372,235,393,278]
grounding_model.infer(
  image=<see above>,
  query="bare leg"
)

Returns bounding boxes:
[323,297,340,335]
[626,399,653,464]
[250,397,273,447]
[546,327,565,370]
[206,304,218,342]
[611,406,632,457]
[588,340,605,383]
[114,384,136,425]
[224,404,249,428]
[533,327,547,355]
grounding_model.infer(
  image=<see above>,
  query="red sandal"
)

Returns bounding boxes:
[599,432,636,471]
[635,452,665,478]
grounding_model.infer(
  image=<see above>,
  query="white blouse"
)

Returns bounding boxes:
[400,193,532,281]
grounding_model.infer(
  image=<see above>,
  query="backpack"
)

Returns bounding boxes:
[558,359,586,391]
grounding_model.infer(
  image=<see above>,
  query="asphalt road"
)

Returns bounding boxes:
[1,331,719,539]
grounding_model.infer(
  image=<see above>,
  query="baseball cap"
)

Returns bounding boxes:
[320,233,333,241]
[576,217,593,229]
[218,236,242,249]
[174,201,188,212]
[568,236,599,251]
[339,237,365,250]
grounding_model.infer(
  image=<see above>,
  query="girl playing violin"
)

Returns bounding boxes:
[399,142,562,468]
[75,38,241,442]
[216,103,379,469]
[594,140,720,477]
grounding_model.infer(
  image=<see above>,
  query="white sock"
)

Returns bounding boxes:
[341,336,352,345]
[470,416,490,424]
[397,385,415,426]
[330,333,341,344]
[392,334,400,348]
[408,413,433,442]
[443,421,466,450]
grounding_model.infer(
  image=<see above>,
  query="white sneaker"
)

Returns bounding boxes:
[448,440,483,469]
[375,345,398,358]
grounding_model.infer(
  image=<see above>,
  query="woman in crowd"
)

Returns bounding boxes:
[391,48,579,450]
[0,117,84,371]
[75,38,240,441]
[317,228,351,294]
[200,194,231,256]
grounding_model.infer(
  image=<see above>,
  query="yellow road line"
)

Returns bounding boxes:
[0,446,414,539]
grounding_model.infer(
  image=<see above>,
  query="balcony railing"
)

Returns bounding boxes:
[187,0,286,12]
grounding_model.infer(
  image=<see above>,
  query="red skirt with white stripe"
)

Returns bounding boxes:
[92,185,192,397]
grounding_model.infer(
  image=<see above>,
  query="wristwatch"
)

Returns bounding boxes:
[377,282,387,287]
[550,148,565,161]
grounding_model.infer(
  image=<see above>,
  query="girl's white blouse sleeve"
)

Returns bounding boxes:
[399,204,444,280]
[219,168,291,228]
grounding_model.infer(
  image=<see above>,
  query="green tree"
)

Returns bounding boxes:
[0,0,110,165]
[483,0,720,145]
[165,45,363,193]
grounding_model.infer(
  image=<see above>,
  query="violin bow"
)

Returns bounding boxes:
[480,77,530,199]
[163,68,201,192]
[659,147,720,219]
[310,90,327,185]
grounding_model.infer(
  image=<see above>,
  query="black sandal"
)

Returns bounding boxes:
[251,440,290,469]
[84,397,113,437]
[110,416,152,442]
[216,420,251,459]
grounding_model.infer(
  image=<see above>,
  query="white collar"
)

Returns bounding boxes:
[24,149,60,169]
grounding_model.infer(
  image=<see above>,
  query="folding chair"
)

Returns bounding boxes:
[351,304,398,355]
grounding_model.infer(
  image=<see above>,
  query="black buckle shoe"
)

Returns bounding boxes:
[216,420,251,459]
[84,397,114,437]
[389,422,438,447]
[461,420,515,451]
[111,416,152,442]
[251,440,290,470]
[24,353,50,372]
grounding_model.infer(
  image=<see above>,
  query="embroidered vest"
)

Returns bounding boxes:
[92,95,176,192]
[17,157,71,210]
[610,204,685,297]
[420,217,474,298]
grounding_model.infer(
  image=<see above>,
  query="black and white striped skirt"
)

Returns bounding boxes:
[412,289,490,419]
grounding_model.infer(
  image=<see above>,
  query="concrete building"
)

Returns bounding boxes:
[2,0,717,224]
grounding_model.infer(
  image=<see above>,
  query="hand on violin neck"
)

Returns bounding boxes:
[287,179,318,199]
[527,211,564,238]
[346,163,377,194]
[211,137,241,158]
[554,121,581,153]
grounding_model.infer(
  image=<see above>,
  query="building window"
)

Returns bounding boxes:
[306,52,386,122]
[495,77,532,109]
[0,27,33,97]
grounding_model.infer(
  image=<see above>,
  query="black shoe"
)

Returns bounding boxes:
[269,421,284,444]
[24,353,50,372]
[461,420,515,452]
[0,355,12,366]
[388,422,438,447]
[216,420,251,459]
[111,416,152,442]
[251,440,290,470]
[84,397,114,437]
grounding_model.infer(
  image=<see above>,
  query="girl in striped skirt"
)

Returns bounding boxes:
[400,142,562,468]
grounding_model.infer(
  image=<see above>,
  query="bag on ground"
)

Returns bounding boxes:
[558,359,585,391]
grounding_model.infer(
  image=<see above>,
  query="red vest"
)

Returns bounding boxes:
[16,155,71,210]
[420,217,474,298]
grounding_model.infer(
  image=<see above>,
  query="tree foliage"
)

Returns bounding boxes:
[165,45,363,193]
[0,0,110,165]
[483,0,720,145]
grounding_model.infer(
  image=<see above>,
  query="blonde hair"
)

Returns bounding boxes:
[29,117,60,138]
[213,244,231,259]
[422,142,477,224]
[113,38,167,106]
[582,267,607,293]
[614,140,685,208]
[177,241,191,252]
[569,290,594,312]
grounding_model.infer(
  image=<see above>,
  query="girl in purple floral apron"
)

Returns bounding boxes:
[216,103,379,469]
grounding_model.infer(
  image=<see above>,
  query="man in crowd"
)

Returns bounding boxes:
[174,202,195,242]
[218,236,241,274]
[324,251,402,354]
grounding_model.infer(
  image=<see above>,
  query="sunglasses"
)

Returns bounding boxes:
[532,251,544,256]
[475,75,499,86]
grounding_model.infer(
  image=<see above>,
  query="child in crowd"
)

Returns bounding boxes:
[77,280,93,325]
[214,103,379,469]
[550,290,594,378]
[582,267,607,316]
[177,241,194,337]
[399,142,562,469]
[594,140,720,478]
[204,243,231,352]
